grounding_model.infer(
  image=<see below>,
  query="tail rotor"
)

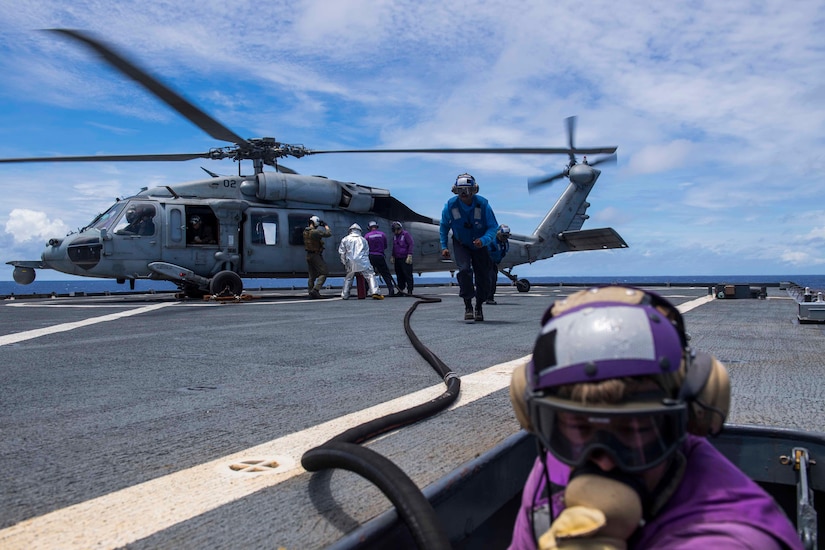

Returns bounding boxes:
[528,116,617,193]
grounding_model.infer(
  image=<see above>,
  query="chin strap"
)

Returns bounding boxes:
[645,451,687,519]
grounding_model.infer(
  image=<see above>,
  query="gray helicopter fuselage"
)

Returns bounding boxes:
[10,165,626,291]
[23,173,446,285]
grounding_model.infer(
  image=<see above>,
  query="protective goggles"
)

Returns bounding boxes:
[528,394,687,472]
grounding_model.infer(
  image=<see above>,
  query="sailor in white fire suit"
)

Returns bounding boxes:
[338,223,385,300]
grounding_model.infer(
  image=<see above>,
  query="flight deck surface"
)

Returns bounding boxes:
[1,284,823,549]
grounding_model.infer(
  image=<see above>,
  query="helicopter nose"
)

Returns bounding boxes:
[41,241,65,268]
[66,235,103,270]
[43,234,103,271]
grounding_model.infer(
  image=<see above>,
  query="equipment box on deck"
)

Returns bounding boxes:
[799,303,825,323]
[715,284,751,299]
[714,284,765,299]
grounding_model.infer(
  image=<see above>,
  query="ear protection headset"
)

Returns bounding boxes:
[510,285,730,440]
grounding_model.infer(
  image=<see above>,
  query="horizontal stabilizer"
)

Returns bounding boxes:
[6,260,49,268]
[557,228,628,251]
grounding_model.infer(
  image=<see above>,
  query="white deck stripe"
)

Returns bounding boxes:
[0,356,529,550]
[677,294,714,313]
[0,303,175,347]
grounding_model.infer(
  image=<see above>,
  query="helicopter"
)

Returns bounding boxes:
[2,29,627,298]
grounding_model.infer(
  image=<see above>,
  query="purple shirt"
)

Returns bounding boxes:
[509,434,803,550]
[392,229,414,258]
[364,229,388,256]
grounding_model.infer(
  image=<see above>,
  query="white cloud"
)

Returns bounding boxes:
[626,140,694,175]
[1,1,825,278]
[781,250,825,266]
[4,209,71,243]
[802,226,825,242]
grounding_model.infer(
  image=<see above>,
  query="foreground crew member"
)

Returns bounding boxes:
[338,223,384,300]
[509,285,802,550]
[365,221,397,297]
[440,173,498,322]
[486,224,510,305]
[303,215,331,299]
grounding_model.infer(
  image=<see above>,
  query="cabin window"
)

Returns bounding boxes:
[169,209,183,243]
[251,213,279,245]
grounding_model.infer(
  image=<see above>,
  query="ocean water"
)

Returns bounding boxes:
[2,274,824,297]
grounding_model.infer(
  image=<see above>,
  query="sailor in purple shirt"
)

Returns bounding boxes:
[508,285,802,550]
[364,221,397,297]
[390,221,415,296]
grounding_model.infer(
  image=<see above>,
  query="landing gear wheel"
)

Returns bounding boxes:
[210,270,243,296]
[516,279,531,293]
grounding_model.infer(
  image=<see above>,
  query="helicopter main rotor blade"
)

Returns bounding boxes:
[48,29,252,149]
[306,146,617,156]
[275,163,298,174]
[0,152,213,164]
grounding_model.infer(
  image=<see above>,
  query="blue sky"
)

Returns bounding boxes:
[1,1,824,281]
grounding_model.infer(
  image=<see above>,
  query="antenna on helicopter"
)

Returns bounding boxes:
[527,116,617,193]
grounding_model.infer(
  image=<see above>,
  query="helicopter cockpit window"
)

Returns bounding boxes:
[85,202,126,232]
[113,203,157,236]
[251,214,278,245]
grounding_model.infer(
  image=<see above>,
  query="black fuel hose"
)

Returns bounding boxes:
[301,441,451,550]
[301,294,458,549]
[328,296,460,444]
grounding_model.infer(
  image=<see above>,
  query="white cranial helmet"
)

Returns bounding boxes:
[453,173,479,196]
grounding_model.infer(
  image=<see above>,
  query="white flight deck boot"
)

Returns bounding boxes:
[366,272,384,300]
[341,278,353,299]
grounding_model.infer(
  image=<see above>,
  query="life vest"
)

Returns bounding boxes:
[303,227,324,252]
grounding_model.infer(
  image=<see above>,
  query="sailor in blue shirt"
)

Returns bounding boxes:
[439,173,498,322]
[486,224,510,305]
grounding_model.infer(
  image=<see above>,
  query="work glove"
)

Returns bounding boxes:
[390,257,395,264]
[538,473,642,550]
[405,254,413,265]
